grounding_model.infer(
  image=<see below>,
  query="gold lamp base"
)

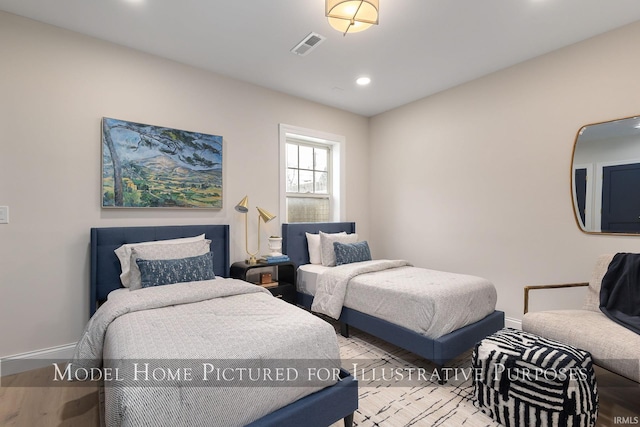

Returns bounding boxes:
[247,255,258,265]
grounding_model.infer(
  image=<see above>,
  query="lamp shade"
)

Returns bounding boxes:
[234,195,249,213]
[326,0,378,34]
[256,207,276,223]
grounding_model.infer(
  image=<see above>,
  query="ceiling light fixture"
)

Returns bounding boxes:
[356,77,371,86]
[326,0,379,36]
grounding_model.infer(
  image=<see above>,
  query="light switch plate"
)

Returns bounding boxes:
[0,206,8,224]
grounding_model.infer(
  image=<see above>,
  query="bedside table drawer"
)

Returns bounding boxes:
[268,283,295,303]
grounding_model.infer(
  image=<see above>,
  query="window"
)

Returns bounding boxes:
[279,124,344,223]
[286,141,330,222]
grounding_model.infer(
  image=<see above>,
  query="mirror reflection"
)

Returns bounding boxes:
[572,115,640,234]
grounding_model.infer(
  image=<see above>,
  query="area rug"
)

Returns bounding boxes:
[334,328,500,427]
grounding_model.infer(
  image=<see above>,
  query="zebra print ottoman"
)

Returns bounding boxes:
[473,328,598,427]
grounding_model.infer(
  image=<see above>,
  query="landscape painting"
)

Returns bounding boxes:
[102,117,223,208]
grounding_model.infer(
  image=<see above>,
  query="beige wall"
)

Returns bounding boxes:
[4,9,640,359]
[369,21,640,325]
[0,11,370,357]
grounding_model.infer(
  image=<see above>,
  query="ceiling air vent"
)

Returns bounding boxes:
[290,32,326,56]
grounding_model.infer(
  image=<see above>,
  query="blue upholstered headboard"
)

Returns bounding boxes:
[282,222,356,268]
[90,224,230,316]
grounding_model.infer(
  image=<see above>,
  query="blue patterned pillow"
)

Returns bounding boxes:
[136,252,216,288]
[334,241,372,266]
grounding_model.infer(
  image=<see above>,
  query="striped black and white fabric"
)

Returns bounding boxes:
[473,328,598,427]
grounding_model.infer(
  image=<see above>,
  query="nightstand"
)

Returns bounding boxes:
[230,261,296,304]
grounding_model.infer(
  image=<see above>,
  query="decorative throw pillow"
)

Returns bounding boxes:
[114,234,205,287]
[319,232,358,267]
[334,241,372,266]
[128,239,211,290]
[136,252,216,288]
[306,231,345,264]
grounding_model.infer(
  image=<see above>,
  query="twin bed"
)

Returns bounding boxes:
[78,224,357,427]
[282,222,505,370]
[77,222,504,426]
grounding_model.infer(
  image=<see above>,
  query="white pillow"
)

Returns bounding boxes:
[114,234,205,287]
[319,232,358,267]
[128,239,211,290]
[306,232,345,265]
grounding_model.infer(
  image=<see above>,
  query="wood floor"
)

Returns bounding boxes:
[0,366,99,427]
[592,365,640,427]
[1,364,638,426]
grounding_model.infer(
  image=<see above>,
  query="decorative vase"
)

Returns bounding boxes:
[267,237,283,257]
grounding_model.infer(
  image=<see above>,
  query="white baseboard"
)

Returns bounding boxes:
[1,342,77,377]
[505,316,522,330]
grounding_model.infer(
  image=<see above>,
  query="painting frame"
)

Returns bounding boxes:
[101,117,223,209]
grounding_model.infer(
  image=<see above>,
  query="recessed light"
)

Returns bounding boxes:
[356,77,371,86]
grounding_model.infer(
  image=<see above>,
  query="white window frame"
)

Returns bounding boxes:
[279,124,345,223]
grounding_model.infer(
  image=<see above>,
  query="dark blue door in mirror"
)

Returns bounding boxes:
[601,163,640,233]
[574,168,587,229]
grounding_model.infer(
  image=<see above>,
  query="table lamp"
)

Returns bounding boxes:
[235,196,276,264]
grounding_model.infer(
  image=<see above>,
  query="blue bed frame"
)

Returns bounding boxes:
[90,224,231,316]
[282,222,505,368]
[90,224,357,427]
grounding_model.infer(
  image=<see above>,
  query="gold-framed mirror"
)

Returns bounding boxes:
[572,115,640,234]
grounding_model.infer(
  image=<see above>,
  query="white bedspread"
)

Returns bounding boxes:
[71,279,341,427]
[311,260,497,339]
